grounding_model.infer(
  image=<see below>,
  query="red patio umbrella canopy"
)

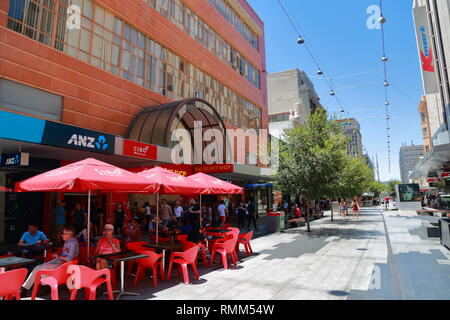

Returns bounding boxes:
[15,158,154,193]
[0,186,12,192]
[137,167,205,195]
[187,172,243,195]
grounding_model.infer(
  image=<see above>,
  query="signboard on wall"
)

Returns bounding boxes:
[194,164,234,174]
[413,5,439,94]
[41,121,115,154]
[0,152,29,167]
[122,139,157,160]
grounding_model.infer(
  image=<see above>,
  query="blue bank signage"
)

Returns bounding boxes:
[246,183,273,188]
[41,121,115,154]
[0,152,30,167]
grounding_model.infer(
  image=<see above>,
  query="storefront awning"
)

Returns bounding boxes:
[409,143,450,179]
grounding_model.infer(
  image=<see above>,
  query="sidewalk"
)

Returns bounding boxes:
[28,207,450,300]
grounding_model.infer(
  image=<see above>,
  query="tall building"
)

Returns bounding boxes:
[336,118,363,158]
[410,0,450,184]
[418,96,433,153]
[400,144,425,184]
[267,69,322,139]
[0,0,271,244]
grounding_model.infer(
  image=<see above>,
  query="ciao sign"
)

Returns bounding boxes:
[123,140,157,160]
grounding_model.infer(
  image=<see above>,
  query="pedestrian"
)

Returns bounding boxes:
[74,202,86,235]
[114,203,125,236]
[339,199,348,218]
[160,199,173,227]
[237,202,247,229]
[174,201,184,223]
[54,200,66,242]
[143,202,151,233]
[385,195,390,210]
[217,200,228,226]
[246,200,258,230]
[352,200,359,219]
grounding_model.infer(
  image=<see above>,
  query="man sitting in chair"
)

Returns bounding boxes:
[22,226,79,295]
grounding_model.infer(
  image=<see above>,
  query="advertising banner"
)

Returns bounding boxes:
[413,5,439,94]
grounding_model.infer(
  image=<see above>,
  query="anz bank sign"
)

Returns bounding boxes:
[42,121,115,154]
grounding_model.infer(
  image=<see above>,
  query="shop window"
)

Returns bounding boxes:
[0,79,62,121]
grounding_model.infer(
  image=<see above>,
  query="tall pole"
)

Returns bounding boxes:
[156,192,159,244]
[376,153,381,182]
[199,194,202,227]
[87,189,91,265]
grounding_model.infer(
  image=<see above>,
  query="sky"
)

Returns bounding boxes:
[247,0,424,182]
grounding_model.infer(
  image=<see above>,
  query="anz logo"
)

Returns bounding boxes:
[5,155,20,166]
[67,134,109,151]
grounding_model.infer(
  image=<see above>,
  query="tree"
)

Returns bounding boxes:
[337,156,374,199]
[369,181,387,196]
[276,109,347,231]
[387,179,401,196]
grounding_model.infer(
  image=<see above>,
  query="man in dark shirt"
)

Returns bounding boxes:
[246,200,258,230]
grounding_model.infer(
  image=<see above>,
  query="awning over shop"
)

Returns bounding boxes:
[409,143,450,179]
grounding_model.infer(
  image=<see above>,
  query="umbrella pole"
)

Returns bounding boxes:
[199,194,202,227]
[156,192,159,244]
[87,189,91,266]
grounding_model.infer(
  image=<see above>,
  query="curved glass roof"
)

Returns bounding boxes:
[126,98,227,151]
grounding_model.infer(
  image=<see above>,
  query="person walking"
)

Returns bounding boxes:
[217,200,228,226]
[73,202,86,235]
[351,200,360,219]
[114,203,125,236]
[246,200,258,230]
[237,202,247,229]
[160,199,173,227]
[143,202,151,233]
[339,199,348,218]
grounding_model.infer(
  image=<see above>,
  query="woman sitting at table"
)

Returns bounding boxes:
[95,224,121,270]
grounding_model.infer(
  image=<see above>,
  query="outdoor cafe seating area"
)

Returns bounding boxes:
[0,158,255,300]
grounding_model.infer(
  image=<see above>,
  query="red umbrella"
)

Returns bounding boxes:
[137,167,206,243]
[15,158,154,259]
[0,186,12,192]
[186,173,243,195]
[186,173,243,228]
[15,158,154,193]
[136,167,205,195]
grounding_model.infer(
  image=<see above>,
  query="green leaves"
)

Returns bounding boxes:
[276,109,374,200]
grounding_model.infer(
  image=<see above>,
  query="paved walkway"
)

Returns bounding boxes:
[29,207,450,300]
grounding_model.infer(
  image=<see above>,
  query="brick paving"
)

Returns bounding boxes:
[27,207,450,300]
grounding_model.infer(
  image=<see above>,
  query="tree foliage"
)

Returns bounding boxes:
[276,109,347,200]
[276,109,375,201]
[369,181,387,195]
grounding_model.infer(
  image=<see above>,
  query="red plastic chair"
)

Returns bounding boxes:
[44,247,63,263]
[133,249,164,288]
[167,246,199,284]
[78,245,97,266]
[209,238,238,270]
[67,265,113,300]
[0,268,28,300]
[237,231,253,257]
[176,234,188,242]
[31,260,78,300]
[180,240,208,268]
[125,241,152,276]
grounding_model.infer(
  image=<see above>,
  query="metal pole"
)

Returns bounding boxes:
[199,194,202,227]
[87,189,91,265]
[156,192,159,244]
